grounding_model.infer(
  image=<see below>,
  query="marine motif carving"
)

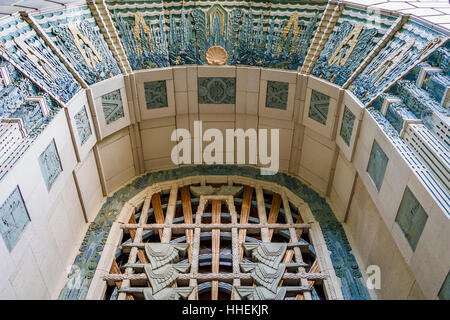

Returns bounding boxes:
[206,46,228,65]
[198,77,236,104]
[340,106,356,145]
[266,81,289,110]
[38,139,63,190]
[74,105,92,145]
[309,90,330,125]
[350,19,445,104]
[0,17,80,103]
[312,21,377,85]
[112,4,320,70]
[0,187,30,251]
[144,80,167,109]
[0,57,60,182]
[366,140,389,191]
[51,20,120,84]
[101,89,124,124]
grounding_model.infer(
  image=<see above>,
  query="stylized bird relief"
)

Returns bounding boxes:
[190,185,243,197]
[235,286,288,300]
[119,286,194,300]
[144,263,191,294]
[243,243,287,269]
[144,243,189,269]
[121,243,190,295]
[239,242,310,295]
[240,262,286,294]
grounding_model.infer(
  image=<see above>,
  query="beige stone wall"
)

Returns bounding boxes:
[344,177,425,300]
[0,111,90,299]
[1,66,448,300]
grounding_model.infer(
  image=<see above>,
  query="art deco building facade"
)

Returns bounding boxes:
[0,0,449,300]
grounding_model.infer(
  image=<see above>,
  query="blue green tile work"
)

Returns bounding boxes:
[309,90,330,125]
[198,77,236,104]
[0,187,30,252]
[340,106,355,145]
[395,187,428,251]
[421,72,449,106]
[59,165,370,300]
[101,89,124,125]
[144,80,168,109]
[266,81,289,110]
[439,271,450,300]
[38,139,63,190]
[110,1,323,70]
[74,106,92,145]
[367,140,388,191]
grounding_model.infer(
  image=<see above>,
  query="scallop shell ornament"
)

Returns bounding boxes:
[206,46,228,65]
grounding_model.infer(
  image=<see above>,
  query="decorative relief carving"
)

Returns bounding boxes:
[421,71,449,107]
[144,80,167,109]
[206,46,227,65]
[237,242,311,300]
[101,89,124,125]
[59,166,370,300]
[38,139,63,190]
[74,105,92,145]
[312,21,377,86]
[395,187,428,251]
[51,19,121,85]
[114,11,169,69]
[366,140,388,191]
[350,20,445,104]
[0,18,81,103]
[265,81,289,110]
[190,185,243,197]
[112,4,320,70]
[308,90,330,125]
[119,243,192,299]
[0,186,30,252]
[235,286,288,300]
[0,57,60,182]
[198,77,236,104]
[340,106,356,146]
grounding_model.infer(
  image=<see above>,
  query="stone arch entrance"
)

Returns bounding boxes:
[59,166,370,300]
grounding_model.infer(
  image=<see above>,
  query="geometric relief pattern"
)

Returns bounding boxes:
[340,106,356,146]
[308,90,330,125]
[366,140,388,191]
[236,242,310,300]
[38,139,63,190]
[74,106,92,145]
[266,81,289,110]
[311,21,377,86]
[198,77,236,104]
[49,17,121,85]
[101,89,124,125]
[144,80,168,109]
[0,186,30,252]
[395,187,428,251]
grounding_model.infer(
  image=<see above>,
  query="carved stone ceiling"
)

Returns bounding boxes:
[0,0,449,30]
